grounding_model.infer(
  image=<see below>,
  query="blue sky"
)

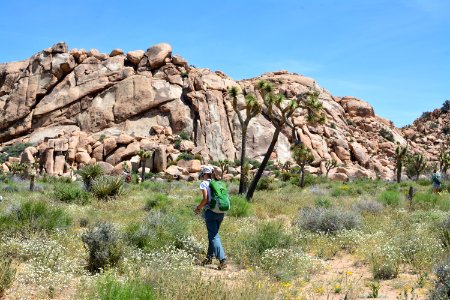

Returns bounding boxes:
[1,0,448,127]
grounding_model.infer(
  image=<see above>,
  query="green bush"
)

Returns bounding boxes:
[378,190,401,206]
[0,257,15,297]
[78,164,104,191]
[0,200,72,232]
[296,207,361,234]
[0,142,32,164]
[256,176,274,191]
[144,193,170,211]
[228,195,251,217]
[82,223,123,272]
[92,274,155,300]
[54,182,90,205]
[314,197,332,208]
[176,152,195,161]
[414,192,439,209]
[91,176,124,200]
[438,215,450,249]
[244,222,291,256]
[416,178,431,186]
[2,184,19,193]
[179,131,191,140]
[125,211,188,250]
[379,128,394,142]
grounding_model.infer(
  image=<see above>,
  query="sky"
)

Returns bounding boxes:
[0,0,448,127]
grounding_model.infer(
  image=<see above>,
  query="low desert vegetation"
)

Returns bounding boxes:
[1,170,450,299]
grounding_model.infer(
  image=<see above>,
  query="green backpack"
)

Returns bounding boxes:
[209,180,230,212]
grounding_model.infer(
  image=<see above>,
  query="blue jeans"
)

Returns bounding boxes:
[204,209,226,261]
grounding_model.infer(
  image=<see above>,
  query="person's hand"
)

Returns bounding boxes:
[194,206,201,215]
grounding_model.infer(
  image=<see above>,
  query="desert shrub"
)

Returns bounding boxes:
[92,274,155,300]
[125,211,188,250]
[144,193,170,211]
[0,200,71,232]
[53,182,90,205]
[414,192,439,209]
[421,111,431,119]
[378,190,401,206]
[78,164,104,191]
[296,207,361,234]
[244,222,291,257]
[330,184,362,197]
[355,199,384,214]
[438,215,450,249]
[314,197,332,208]
[379,128,394,142]
[442,100,450,113]
[82,222,123,272]
[138,181,169,193]
[178,131,191,140]
[0,142,32,164]
[369,244,401,280]
[416,178,430,186]
[0,257,15,297]
[228,195,251,217]
[91,176,124,200]
[256,176,275,191]
[259,248,323,282]
[443,126,450,135]
[2,184,19,192]
[176,152,195,161]
[430,256,450,299]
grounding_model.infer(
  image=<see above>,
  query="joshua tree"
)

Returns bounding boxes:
[439,151,450,178]
[406,153,428,180]
[394,143,408,183]
[245,80,325,200]
[441,100,450,113]
[28,161,39,191]
[292,144,314,188]
[324,159,338,177]
[228,86,262,194]
[217,159,231,180]
[137,149,152,183]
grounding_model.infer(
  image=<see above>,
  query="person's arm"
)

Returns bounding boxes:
[195,189,208,214]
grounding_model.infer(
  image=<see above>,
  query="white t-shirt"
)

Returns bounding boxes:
[200,179,224,214]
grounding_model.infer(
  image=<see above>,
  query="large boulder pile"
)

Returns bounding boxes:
[0,42,419,180]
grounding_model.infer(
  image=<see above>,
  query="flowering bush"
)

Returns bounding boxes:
[296,207,361,234]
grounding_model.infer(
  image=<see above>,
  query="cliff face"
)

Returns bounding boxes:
[0,42,413,180]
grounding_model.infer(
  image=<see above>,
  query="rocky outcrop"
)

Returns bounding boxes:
[0,42,415,180]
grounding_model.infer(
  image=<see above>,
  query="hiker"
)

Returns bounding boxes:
[195,166,227,270]
[432,169,442,194]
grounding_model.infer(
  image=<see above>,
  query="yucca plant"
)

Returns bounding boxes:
[78,164,104,191]
[405,153,428,180]
[324,159,338,177]
[91,176,124,200]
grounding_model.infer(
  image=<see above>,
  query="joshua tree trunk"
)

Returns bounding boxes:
[29,174,35,191]
[141,159,146,183]
[300,164,306,188]
[239,126,248,194]
[396,162,402,183]
[246,127,281,200]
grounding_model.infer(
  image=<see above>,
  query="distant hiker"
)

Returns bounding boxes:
[195,166,230,270]
[432,169,442,194]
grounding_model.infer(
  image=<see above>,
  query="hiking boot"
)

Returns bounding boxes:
[201,257,212,266]
[218,259,227,270]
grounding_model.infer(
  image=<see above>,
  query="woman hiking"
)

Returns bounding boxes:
[195,166,227,270]
[432,169,442,194]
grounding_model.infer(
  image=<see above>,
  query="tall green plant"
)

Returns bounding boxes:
[406,153,428,180]
[137,149,152,183]
[292,144,314,188]
[394,143,408,183]
[246,80,325,200]
[228,86,262,194]
[79,164,104,191]
[324,159,338,177]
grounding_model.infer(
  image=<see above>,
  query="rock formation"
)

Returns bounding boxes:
[0,42,420,180]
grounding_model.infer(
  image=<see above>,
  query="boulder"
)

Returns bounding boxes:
[126,50,145,65]
[165,165,182,177]
[97,161,114,175]
[341,97,375,117]
[117,133,134,145]
[350,142,369,166]
[75,152,91,164]
[146,43,172,69]
[110,49,124,57]
[187,160,202,173]
[44,148,54,174]
[153,145,167,172]
[330,172,348,182]
[103,137,117,156]
[54,155,66,175]
[20,148,35,164]
[179,140,195,152]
